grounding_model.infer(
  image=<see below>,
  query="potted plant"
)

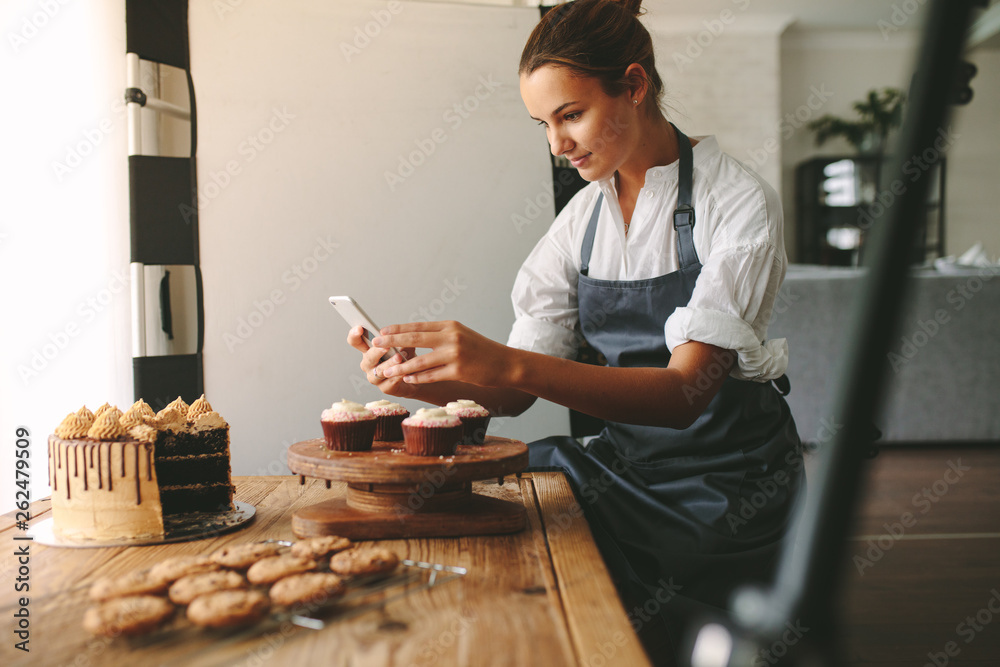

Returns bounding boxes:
[807,87,905,156]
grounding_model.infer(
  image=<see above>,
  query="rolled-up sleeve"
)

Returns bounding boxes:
[506,205,585,360]
[664,242,789,381]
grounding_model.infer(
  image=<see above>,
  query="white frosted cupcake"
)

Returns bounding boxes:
[320,400,376,451]
[401,408,463,456]
[445,400,491,445]
[364,400,409,441]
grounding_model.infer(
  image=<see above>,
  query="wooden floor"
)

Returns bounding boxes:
[832,445,1000,665]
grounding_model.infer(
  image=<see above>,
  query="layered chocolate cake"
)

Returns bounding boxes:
[48,396,234,540]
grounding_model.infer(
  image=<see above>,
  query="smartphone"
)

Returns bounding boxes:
[328,296,402,358]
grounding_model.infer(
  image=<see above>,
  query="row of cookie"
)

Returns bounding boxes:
[84,537,400,636]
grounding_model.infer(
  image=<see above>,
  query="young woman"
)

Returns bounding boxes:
[349,0,802,657]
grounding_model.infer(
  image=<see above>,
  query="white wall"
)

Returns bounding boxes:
[644,13,792,202]
[779,28,918,260]
[947,46,1000,259]
[779,29,1000,261]
[190,0,567,477]
[1,0,132,514]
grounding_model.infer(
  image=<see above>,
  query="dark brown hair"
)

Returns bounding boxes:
[519,0,664,114]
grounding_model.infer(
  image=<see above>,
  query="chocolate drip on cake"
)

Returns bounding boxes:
[145,444,153,481]
[65,445,71,499]
[120,441,126,478]
[87,444,94,491]
[73,445,79,478]
[96,443,103,489]
[105,443,112,492]
[132,444,139,504]
[82,446,88,491]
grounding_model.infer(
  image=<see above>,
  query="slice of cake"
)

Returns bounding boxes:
[48,395,234,541]
[149,396,234,515]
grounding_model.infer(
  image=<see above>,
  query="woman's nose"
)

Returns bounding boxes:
[548,127,573,157]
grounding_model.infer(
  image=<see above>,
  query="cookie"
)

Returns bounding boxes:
[83,595,174,636]
[150,555,220,583]
[89,569,170,601]
[210,542,284,569]
[186,589,270,628]
[328,547,399,576]
[246,555,318,585]
[169,570,247,605]
[269,572,346,607]
[289,535,352,559]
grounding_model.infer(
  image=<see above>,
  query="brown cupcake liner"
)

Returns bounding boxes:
[458,416,491,445]
[373,413,407,441]
[321,419,376,452]
[401,423,463,457]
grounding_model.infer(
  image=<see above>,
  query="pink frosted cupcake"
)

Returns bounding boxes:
[401,408,464,457]
[364,400,409,442]
[445,400,491,445]
[320,400,377,451]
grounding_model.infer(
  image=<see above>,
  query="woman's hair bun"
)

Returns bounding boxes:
[520,0,663,113]
[616,0,644,17]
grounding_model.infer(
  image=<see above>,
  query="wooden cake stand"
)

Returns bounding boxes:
[286,436,529,540]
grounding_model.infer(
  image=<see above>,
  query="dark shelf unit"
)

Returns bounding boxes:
[795,155,945,266]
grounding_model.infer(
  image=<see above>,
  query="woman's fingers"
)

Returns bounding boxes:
[347,326,371,353]
[375,320,464,349]
[382,350,447,380]
[379,321,450,335]
[371,331,437,351]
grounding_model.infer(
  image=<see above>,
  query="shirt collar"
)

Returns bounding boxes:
[597,135,716,193]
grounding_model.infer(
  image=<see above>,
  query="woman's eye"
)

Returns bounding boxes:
[537,121,548,127]
[565,112,581,121]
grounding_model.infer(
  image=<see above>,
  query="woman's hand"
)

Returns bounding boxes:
[346,327,418,399]
[371,321,511,388]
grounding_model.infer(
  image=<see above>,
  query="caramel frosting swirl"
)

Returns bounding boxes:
[94,402,113,418]
[103,406,124,424]
[55,413,91,439]
[87,411,126,441]
[75,406,95,428]
[129,399,156,419]
[119,410,148,430]
[130,425,158,443]
[166,396,190,415]
[121,400,156,429]
[192,411,228,432]
[155,406,188,432]
[187,394,214,420]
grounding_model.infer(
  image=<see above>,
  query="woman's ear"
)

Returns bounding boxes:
[623,63,649,106]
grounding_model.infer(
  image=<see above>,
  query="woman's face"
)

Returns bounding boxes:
[520,65,637,182]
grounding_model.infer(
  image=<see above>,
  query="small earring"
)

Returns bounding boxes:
[633,100,638,104]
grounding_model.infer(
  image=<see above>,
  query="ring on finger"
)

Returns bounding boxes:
[372,366,381,379]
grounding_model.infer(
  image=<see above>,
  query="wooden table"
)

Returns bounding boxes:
[1,474,651,667]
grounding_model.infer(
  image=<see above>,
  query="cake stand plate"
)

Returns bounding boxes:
[287,436,529,539]
[28,501,256,548]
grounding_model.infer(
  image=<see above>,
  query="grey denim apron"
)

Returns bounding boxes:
[528,126,803,625]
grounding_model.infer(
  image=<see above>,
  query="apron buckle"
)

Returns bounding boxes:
[673,204,695,227]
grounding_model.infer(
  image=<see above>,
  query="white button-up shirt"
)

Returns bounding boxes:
[506,135,789,381]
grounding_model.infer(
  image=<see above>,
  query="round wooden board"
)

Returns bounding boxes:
[287,436,529,485]
[291,494,526,540]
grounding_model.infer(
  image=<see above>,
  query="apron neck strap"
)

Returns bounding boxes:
[672,123,699,269]
[579,123,698,277]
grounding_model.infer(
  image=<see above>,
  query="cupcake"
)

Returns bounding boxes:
[364,400,409,441]
[401,408,464,457]
[320,400,377,452]
[445,399,491,445]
